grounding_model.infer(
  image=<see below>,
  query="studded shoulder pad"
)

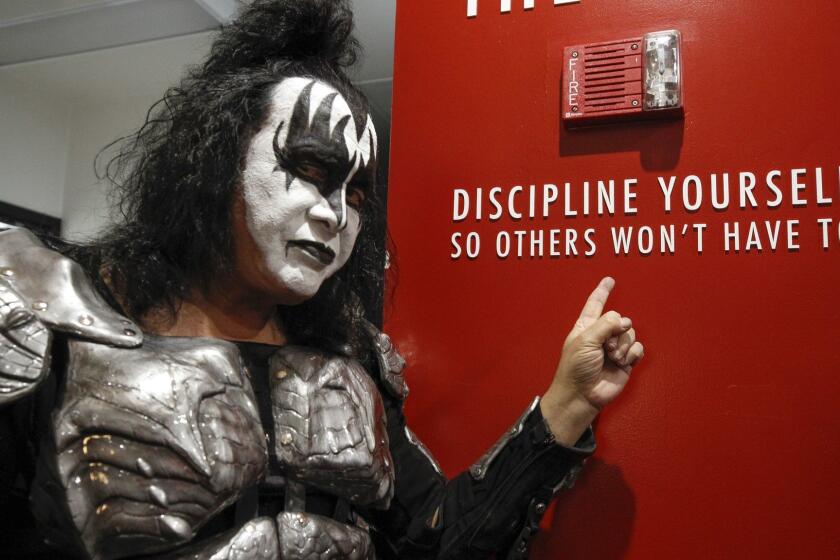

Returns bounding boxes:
[0,228,142,346]
[0,228,142,406]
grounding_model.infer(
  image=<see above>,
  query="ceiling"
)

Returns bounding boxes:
[0,0,395,122]
[0,0,113,21]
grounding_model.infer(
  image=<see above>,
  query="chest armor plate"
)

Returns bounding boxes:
[33,335,268,558]
[268,346,395,509]
[33,335,393,558]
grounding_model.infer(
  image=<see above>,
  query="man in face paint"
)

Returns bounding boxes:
[232,77,379,305]
[0,3,646,559]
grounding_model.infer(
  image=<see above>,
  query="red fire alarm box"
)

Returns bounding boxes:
[562,30,683,126]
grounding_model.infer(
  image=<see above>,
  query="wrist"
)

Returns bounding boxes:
[540,387,599,447]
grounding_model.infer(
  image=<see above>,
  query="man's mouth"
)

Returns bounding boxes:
[287,239,336,266]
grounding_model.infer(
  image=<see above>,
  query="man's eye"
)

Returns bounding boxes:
[346,187,366,209]
[296,162,327,184]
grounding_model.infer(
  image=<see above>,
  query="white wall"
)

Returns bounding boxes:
[0,78,71,218]
[0,76,176,240]
[61,95,161,240]
[0,32,215,240]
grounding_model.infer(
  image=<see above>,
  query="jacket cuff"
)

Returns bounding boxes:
[532,400,596,458]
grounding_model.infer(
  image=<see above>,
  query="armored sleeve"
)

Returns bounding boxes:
[364,330,595,560]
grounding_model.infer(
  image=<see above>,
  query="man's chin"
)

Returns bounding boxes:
[268,269,327,305]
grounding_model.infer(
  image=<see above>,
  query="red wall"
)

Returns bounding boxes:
[387,1,840,558]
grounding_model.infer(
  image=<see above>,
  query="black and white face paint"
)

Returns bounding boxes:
[241,77,377,299]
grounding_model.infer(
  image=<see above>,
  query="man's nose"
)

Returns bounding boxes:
[308,189,346,232]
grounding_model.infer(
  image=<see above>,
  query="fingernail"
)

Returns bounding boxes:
[620,318,632,329]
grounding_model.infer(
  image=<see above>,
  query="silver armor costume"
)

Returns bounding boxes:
[0,227,596,559]
[30,336,392,559]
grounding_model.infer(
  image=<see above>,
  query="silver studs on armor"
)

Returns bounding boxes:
[136,457,154,478]
[149,485,168,507]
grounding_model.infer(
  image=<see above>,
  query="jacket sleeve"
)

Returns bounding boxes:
[368,394,595,559]
[363,330,595,560]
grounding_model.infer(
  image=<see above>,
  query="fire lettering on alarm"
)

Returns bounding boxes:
[467,0,580,19]
[567,56,579,107]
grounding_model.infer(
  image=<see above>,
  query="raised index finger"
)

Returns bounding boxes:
[576,277,615,327]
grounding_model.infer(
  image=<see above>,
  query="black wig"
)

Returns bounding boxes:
[59,0,389,352]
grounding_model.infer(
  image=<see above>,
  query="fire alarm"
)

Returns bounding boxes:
[562,30,683,127]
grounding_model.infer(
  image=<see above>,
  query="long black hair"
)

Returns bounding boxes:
[58,0,388,352]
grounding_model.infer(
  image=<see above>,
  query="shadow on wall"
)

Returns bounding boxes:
[559,118,685,172]
[532,459,636,559]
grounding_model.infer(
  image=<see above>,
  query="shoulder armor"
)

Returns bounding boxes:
[0,228,141,406]
[364,322,408,400]
[0,228,142,347]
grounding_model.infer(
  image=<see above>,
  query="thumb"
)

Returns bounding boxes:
[582,311,631,346]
